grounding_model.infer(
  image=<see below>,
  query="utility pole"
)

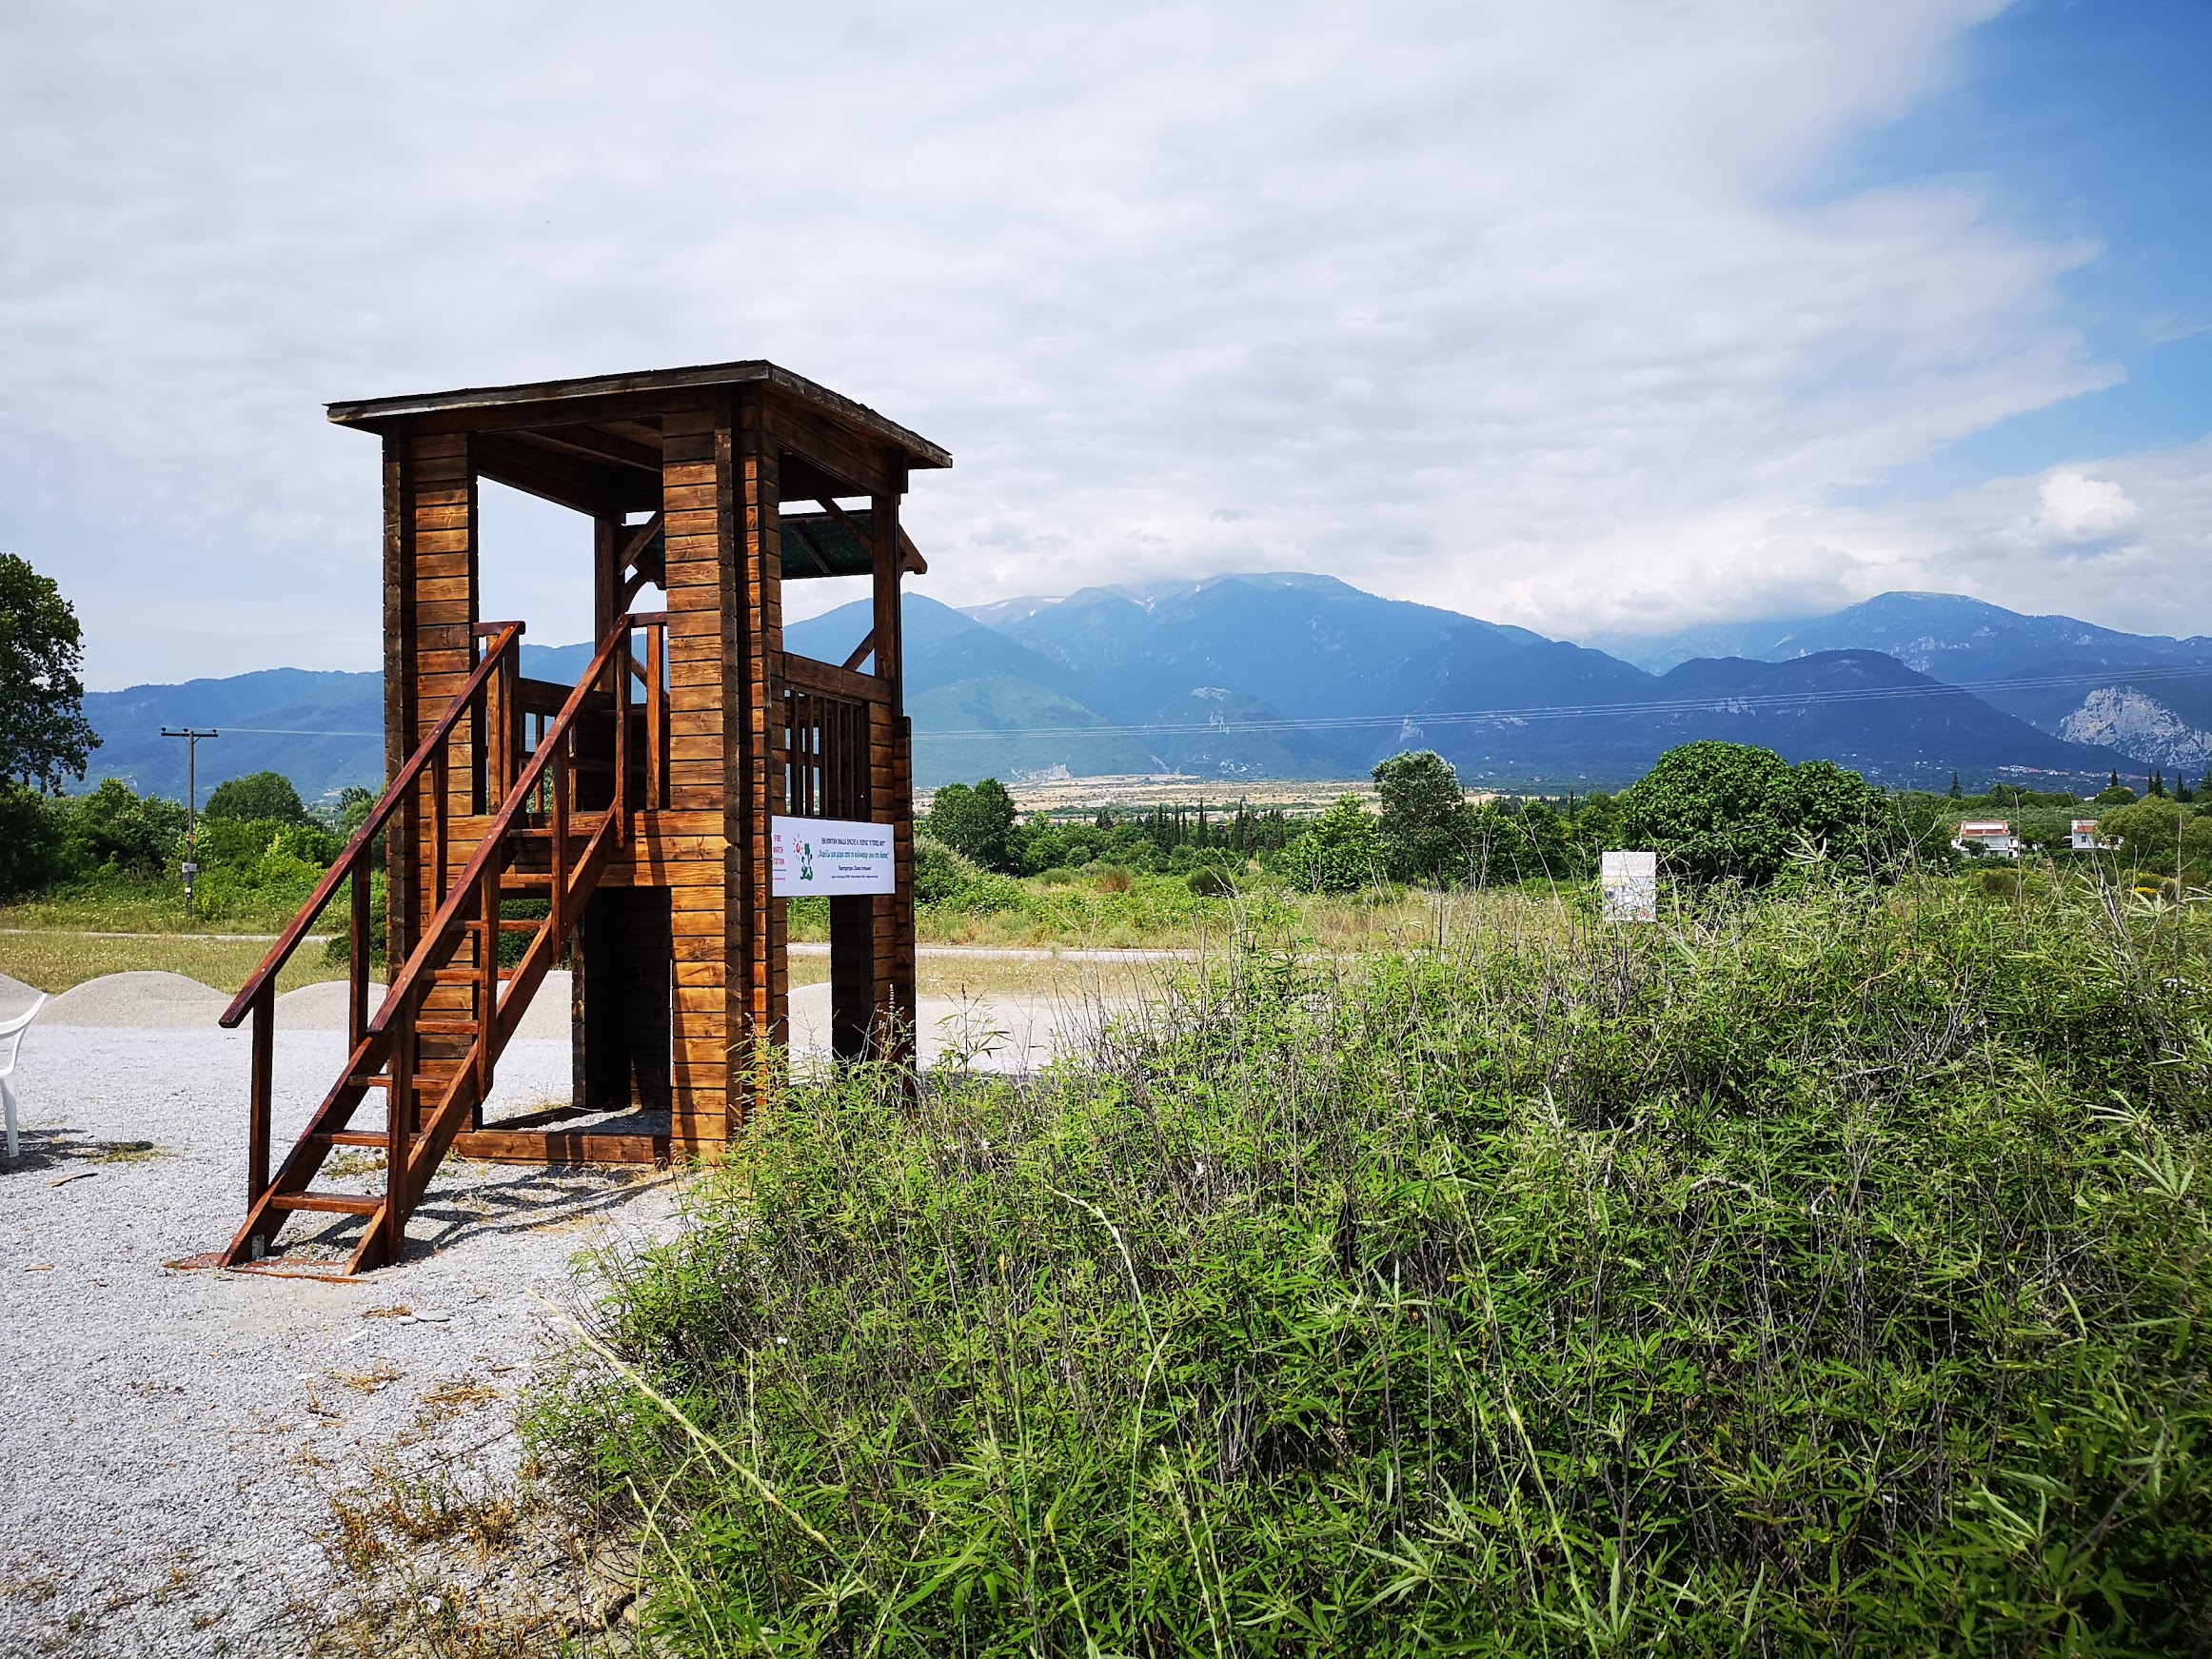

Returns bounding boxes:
[161,727,220,921]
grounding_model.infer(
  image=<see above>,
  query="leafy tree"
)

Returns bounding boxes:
[336,784,377,839]
[1620,741,1910,887]
[0,786,67,896]
[0,552,99,789]
[205,769,309,824]
[1282,795,1382,893]
[2097,797,2212,875]
[1568,792,1624,867]
[928,779,1019,873]
[1372,750,1468,884]
[1948,771,1962,800]
[62,779,187,876]
[2094,780,2139,807]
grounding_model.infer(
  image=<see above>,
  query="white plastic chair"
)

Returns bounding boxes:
[0,993,46,1164]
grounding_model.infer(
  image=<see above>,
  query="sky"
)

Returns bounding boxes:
[1,0,2205,688]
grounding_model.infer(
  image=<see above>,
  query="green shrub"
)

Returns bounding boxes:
[1277,794,1382,893]
[1621,741,1926,887]
[534,877,2212,1653]
[61,779,186,877]
[204,768,309,824]
[0,783,66,896]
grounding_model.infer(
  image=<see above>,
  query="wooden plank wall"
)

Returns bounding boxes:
[869,488,918,1062]
[660,399,736,1147]
[734,391,786,1100]
[397,430,484,1096]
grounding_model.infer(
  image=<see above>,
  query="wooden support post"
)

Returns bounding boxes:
[869,486,916,1070]
[385,991,413,1265]
[349,865,371,1053]
[551,747,569,923]
[430,742,449,901]
[646,621,664,809]
[614,623,631,843]
[476,867,500,1112]
[247,982,273,1210]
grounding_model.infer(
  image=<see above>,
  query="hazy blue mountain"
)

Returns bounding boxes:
[74,576,2153,803]
[995,574,1579,734]
[1598,590,2212,680]
[1332,651,2125,792]
[1591,591,2212,771]
[84,668,385,803]
[788,593,1083,702]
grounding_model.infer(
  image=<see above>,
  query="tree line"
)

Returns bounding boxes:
[926,741,1956,895]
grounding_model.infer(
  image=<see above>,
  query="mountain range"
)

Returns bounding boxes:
[79,577,2212,800]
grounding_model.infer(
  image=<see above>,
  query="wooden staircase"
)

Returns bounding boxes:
[218,610,668,1274]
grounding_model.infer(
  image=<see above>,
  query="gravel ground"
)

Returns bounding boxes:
[0,972,681,1658]
[0,965,1133,1656]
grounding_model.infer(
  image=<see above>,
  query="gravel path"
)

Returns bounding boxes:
[0,962,1136,1655]
[0,974,682,1658]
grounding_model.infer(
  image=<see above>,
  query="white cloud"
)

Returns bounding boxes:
[0,0,2172,684]
[2028,468,2140,543]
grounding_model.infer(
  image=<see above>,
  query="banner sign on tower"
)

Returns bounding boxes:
[771,816,897,897]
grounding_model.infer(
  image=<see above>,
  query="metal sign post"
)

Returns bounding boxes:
[160,727,220,921]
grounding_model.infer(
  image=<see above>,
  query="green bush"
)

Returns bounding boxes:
[1277,794,1382,893]
[0,783,66,896]
[204,768,309,824]
[535,878,2212,1654]
[928,780,1020,873]
[1622,741,1926,887]
[61,778,187,876]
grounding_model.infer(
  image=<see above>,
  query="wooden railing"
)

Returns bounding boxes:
[779,651,882,820]
[219,611,669,1269]
[219,621,525,1203]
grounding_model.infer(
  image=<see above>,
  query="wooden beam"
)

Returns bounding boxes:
[515,424,663,476]
[781,650,889,705]
[474,432,654,516]
[618,512,665,575]
[817,497,925,575]
[841,629,875,673]
[450,1129,670,1165]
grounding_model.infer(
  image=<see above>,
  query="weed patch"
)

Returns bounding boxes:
[532,877,2212,1654]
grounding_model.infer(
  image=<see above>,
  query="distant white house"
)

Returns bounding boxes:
[1952,820,2021,858]
[2070,819,2108,851]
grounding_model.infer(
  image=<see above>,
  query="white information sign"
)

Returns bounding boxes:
[1599,850,1658,922]
[772,816,897,897]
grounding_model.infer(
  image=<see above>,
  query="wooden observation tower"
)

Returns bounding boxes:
[214,362,949,1274]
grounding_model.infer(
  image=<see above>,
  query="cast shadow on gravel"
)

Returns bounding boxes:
[268,1162,678,1269]
[1,1125,169,1177]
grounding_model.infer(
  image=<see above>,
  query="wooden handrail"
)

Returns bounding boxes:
[780,650,888,705]
[365,612,662,1037]
[219,622,525,1029]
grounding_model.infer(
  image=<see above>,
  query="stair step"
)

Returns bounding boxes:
[347,1077,459,1095]
[430,968,513,986]
[464,918,543,933]
[414,1019,480,1037]
[313,1131,387,1149]
[269,1191,384,1215]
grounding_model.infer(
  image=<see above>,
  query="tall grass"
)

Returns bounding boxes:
[531,875,2212,1654]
